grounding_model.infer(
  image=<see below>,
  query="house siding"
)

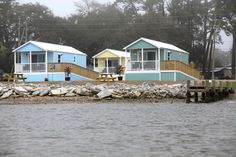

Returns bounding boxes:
[52,52,87,68]
[126,72,159,80]
[24,73,90,82]
[17,44,44,52]
[164,49,189,64]
[161,72,175,81]
[176,72,193,80]
[160,48,165,61]
[127,40,156,49]
[96,51,117,58]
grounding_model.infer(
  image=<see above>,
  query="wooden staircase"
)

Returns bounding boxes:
[161,60,202,79]
[48,63,99,80]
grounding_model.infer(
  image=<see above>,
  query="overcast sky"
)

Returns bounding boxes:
[17,0,232,51]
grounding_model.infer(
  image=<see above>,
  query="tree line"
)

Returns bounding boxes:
[0,0,235,79]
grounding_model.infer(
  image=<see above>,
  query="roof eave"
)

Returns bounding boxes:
[123,37,159,50]
[13,41,47,52]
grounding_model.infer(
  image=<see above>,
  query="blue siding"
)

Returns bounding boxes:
[17,43,44,52]
[24,73,90,82]
[48,52,53,63]
[176,72,193,80]
[126,73,159,80]
[161,72,175,81]
[21,53,29,63]
[127,40,156,49]
[52,52,87,68]
[164,49,189,64]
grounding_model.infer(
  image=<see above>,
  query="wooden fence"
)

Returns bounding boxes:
[161,60,202,79]
[48,63,99,80]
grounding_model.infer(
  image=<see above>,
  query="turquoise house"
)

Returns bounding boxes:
[13,41,97,82]
[123,38,201,81]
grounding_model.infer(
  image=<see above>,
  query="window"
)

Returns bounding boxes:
[58,54,61,63]
[167,51,171,60]
[105,60,119,67]
[94,58,98,67]
[73,56,76,63]
[144,51,155,60]
[31,54,45,63]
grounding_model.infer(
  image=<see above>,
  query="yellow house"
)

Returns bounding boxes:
[92,49,130,74]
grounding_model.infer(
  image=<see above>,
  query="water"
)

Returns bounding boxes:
[0,101,236,157]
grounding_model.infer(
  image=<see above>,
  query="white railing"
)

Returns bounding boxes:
[15,63,46,73]
[127,60,159,71]
[32,63,46,72]
[15,63,30,73]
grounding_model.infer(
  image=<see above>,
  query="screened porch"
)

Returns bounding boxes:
[14,51,47,73]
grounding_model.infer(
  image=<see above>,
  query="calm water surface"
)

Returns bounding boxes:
[0,101,236,157]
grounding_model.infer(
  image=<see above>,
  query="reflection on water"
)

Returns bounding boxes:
[0,101,236,157]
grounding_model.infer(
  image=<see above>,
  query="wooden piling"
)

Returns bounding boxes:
[186,80,234,103]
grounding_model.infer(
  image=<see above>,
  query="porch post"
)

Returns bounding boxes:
[14,52,16,73]
[106,57,109,73]
[141,48,144,71]
[125,49,127,72]
[174,71,177,81]
[93,58,95,71]
[29,51,32,73]
[158,48,161,81]
[45,50,48,78]
[155,50,158,71]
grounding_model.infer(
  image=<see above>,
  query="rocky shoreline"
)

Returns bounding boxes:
[0,82,187,105]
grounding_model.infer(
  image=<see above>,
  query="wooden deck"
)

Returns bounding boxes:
[161,60,202,79]
[48,63,99,80]
[186,80,235,103]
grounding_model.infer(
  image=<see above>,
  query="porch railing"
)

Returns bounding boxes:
[15,63,46,73]
[127,61,159,71]
[15,63,30,73]
[126,60,201,79]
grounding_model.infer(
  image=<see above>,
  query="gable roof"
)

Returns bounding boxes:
[92,49,130,58]
[13,41,87,55]
[123,37,189,54]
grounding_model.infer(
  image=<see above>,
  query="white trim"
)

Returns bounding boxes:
[93,58,95,70]
[141,48,144,71]
[158,48,161,80]
[106,57,109,73]
[125,49,127,72]
[14,52,16,73]
[13,41,87,56]
[29,51,32,73]
[174,71,177,81]
[45,50,48,78]
[92,49,128,58]
[13,41,46,52]
[155,50,158,70]
[123,37,189,54]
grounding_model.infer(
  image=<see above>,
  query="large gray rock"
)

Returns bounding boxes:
[51,88,68,96]
[32,90,41,97]
[75,87,93,96]
[97,89,111,99]
[0,90,13,99]
[39,89,50,97]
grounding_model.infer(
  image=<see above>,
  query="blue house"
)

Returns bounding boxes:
[123,38,201,81]
[13,41,98,82]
